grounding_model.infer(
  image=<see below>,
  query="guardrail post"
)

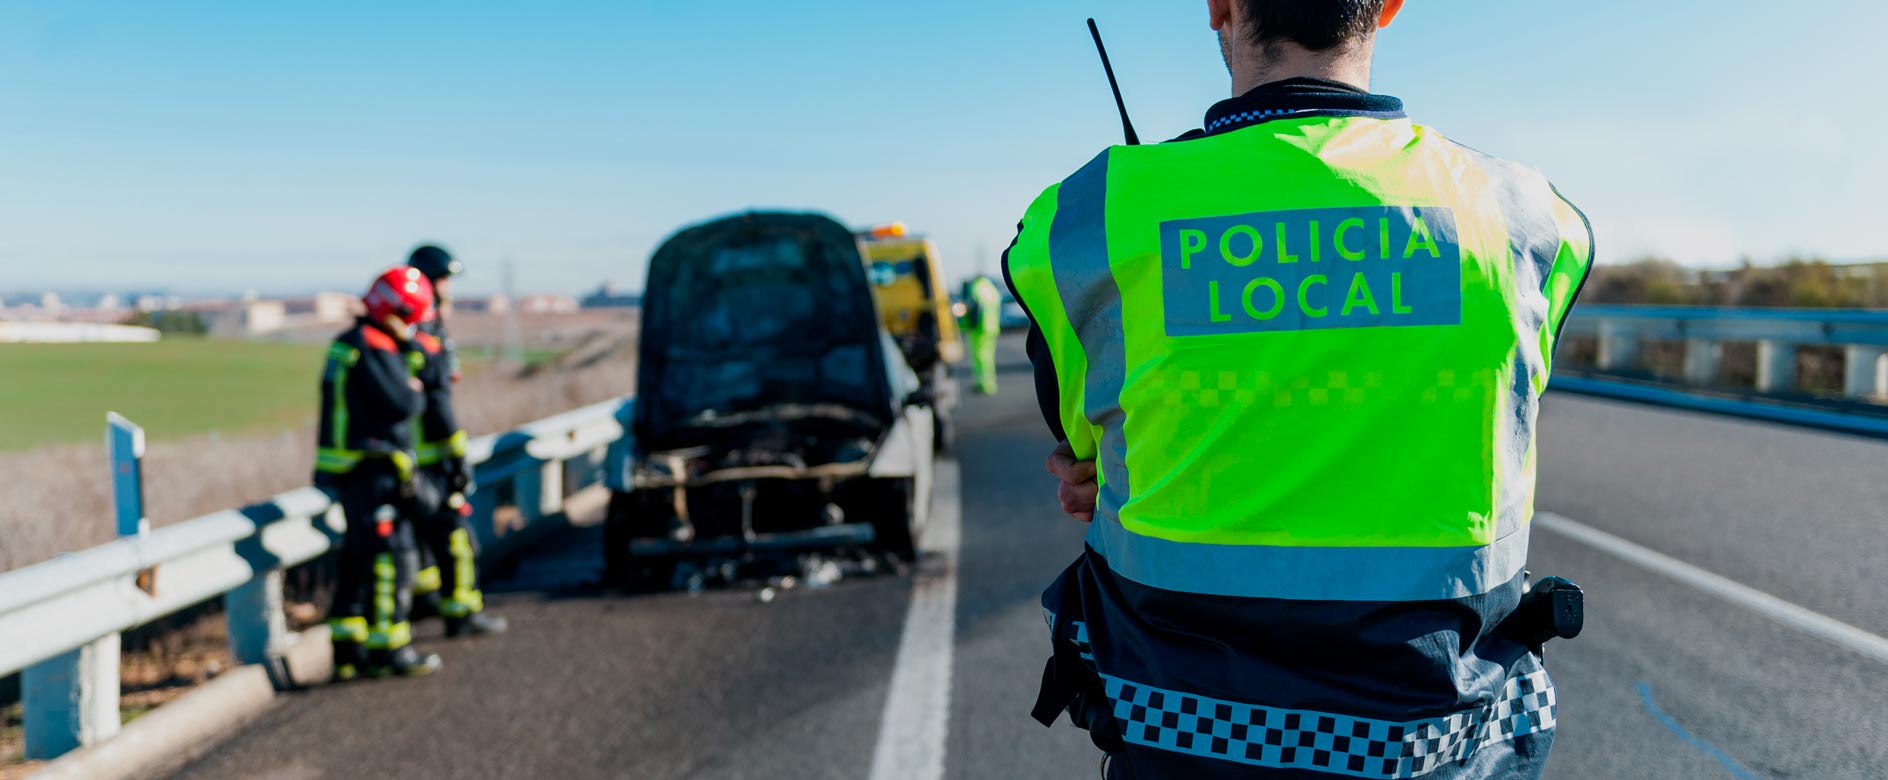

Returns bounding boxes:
[515,458,564,521]
[226,570,290,671]
[22,637,121,759]
[23,413,147,759]
[107,412,148,538]
[1683,339,1720,386]
[564,445,607,493]
[1597,319,1640,372]
[1844,346,1888,399]
[1755,340,1796,393]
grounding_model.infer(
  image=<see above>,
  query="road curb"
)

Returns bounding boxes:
[31,627,331,780]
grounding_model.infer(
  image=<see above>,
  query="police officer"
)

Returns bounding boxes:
[1007,2,1593,777]
[960,276,1003,395]
[317,267,444,680]
[405,244,508,638]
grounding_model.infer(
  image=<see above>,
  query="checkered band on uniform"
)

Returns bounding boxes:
[1101,671,1555,778]
[1205,107,1320,132]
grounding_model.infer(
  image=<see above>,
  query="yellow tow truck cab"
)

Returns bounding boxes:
[861,223,963,365]
[859,222,961,451]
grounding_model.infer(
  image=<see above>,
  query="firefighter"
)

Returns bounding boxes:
[316,267,444,680]
[960,275,1002,395]
[405,244,507,637]
[1008,1,1592,776]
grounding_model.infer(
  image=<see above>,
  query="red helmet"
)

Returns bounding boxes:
[362,267,435,327]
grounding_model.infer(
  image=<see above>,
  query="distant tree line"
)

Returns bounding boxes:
[125,309,209,334]
[1585,258,1888,308]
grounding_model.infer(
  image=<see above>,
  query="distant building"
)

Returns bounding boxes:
[580,283,641,309]
[515,294,579,315]
[284,292,357,324]
[455,295,507,314]
[205,299,288,336]
[0,322,160,343]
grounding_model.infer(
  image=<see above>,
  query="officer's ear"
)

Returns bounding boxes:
[1206,0,1234,32]
[1378,0,1405,29]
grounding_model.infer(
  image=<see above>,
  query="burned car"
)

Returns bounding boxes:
[603,212,935,589]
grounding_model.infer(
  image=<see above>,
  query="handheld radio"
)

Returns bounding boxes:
[1086,18,1141,146]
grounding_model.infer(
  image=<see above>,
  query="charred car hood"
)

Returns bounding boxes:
[635,211,899,454]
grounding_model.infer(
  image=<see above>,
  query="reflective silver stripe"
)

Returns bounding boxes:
[1085,515,1530,602]
[1462,148,1559,541]
[1048,150,1132,519]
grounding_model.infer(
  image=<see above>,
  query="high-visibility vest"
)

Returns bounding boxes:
[966,276,1003,336]
[1008,111,1591,777]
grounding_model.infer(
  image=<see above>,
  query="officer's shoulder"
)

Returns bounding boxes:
[1423,126,1564,192]
[1027,146,1120,212]
[1423,124,1590,233]
[1051,129,1208,181]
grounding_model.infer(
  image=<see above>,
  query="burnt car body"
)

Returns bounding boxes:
[603,212,934,588]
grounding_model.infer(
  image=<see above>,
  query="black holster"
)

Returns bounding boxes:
[1498,576,1585,650]
[1032,637,1125,753]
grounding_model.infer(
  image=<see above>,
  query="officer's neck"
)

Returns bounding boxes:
[1229,42,1373,96]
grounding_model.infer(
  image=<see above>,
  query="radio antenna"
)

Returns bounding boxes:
[1087,18,1141,146]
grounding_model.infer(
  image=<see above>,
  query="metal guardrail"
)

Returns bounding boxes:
[0,396,635,761]
[1556,306,1888,431]
[1561,305,1888,396]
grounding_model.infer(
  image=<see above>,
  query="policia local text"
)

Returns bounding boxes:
[1159,205,1463,336]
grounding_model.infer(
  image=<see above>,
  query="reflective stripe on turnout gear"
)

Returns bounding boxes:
[319,448,414,480]
[416,430,469,466]
[413,565,442,597]
[316,447,363,474]
[440,528,483,617]
[326,616,369,644]
[327,347,356,454]
[368,552,411,650]
[368,621,413,651]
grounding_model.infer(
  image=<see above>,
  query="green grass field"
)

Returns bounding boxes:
[0,338,327,451]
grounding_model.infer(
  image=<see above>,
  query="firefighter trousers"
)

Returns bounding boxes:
[326,461,418,660]
[408,465,486,618]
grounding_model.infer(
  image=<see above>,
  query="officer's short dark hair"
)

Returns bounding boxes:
[1239,0,1385,53]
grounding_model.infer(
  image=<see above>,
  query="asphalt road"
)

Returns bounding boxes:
[174,335,1888,779]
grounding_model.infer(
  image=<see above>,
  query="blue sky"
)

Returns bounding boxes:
[3,1,1884,296]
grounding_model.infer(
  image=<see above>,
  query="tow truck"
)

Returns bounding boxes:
[859,222,962,451]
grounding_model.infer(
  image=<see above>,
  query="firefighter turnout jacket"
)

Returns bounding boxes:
[316,318,425,481]
[1005,79,1592,778]
[413,318,468,470]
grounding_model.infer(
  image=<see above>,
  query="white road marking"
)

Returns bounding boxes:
[1535,511,1888,665]
[868,460,963,780]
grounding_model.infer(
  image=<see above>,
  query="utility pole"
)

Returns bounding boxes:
[502,256,523,366]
